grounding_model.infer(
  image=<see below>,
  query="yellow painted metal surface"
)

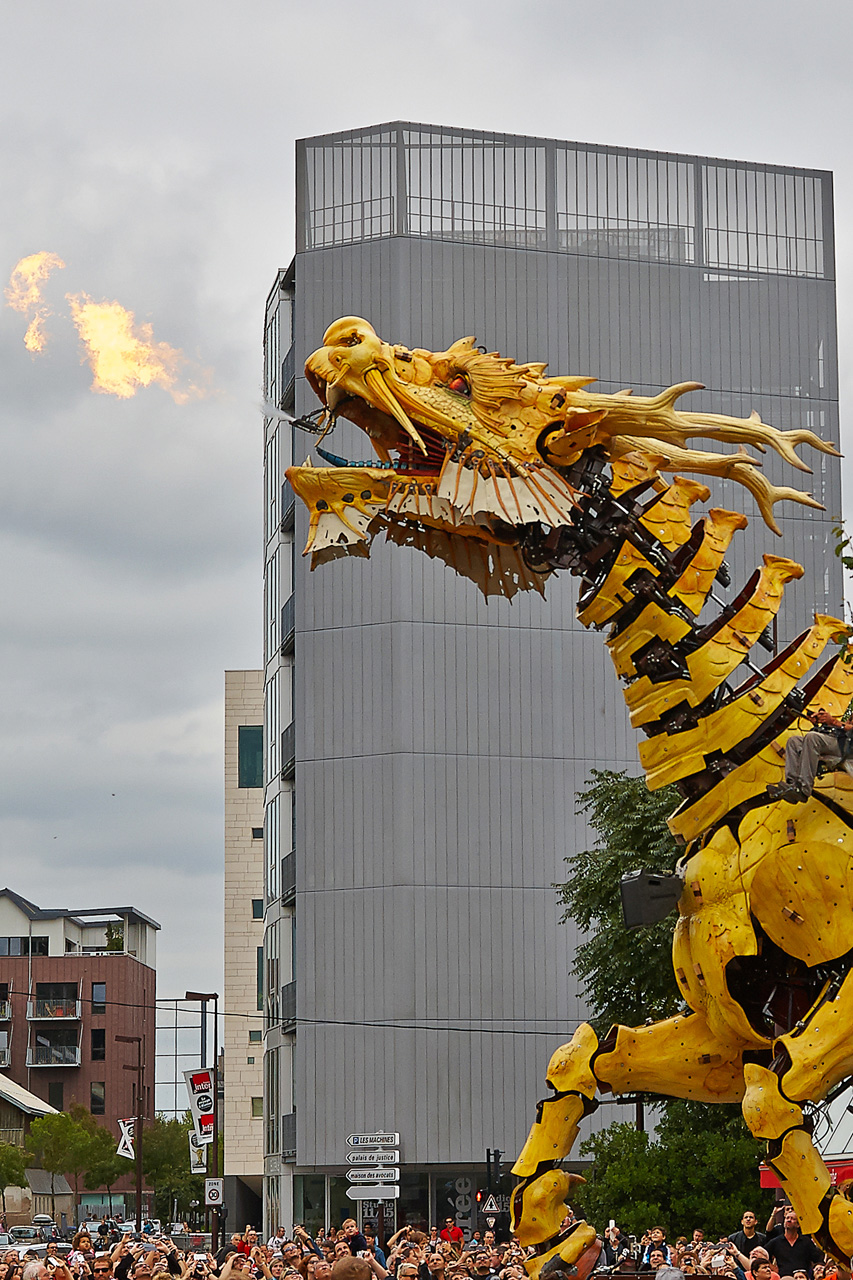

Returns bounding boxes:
[639,476,710,551]
[669,508,749,614]
[626,555,804,727]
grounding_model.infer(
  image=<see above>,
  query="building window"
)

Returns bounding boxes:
[47,1082,63,1111]
[252,899,264,920]
[249,1030,262,1043]
[238,725,263,789]
[90,1083,106,1115]
[265,794,280,901]
[251,1097,263,1118]
[252,827,264,839]
[92,982,106,1014]
[257,947,264,1012]
[265,672,279,782]
[0,936,48,956]
[247,1056,255,1065]
[91,1029,106,1061]
[266,546,279,659]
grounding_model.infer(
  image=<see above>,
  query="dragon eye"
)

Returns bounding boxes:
[448,374,471,396]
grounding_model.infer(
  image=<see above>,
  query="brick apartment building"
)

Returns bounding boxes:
[0,888,158,1134]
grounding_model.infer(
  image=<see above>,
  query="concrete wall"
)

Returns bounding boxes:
[224,671,265,1185]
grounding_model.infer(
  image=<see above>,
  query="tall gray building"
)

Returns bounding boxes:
[261,123,840,1234]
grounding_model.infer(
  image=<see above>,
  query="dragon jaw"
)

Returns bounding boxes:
[285,316,838,597]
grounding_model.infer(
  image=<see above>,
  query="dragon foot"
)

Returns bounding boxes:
[511,1170,598,1280]
[524,1226,599,1280]
[814,1188,853,1271]
[744,1065,853,1268]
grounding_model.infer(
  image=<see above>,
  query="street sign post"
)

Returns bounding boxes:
[346,1186,400,1201]
[205,1178,224,1207]
[345,1130,401,1232]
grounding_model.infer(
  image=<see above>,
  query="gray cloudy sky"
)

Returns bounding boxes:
[1,1,851,1021]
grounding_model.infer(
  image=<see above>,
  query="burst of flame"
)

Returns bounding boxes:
[5,251,66,351]
[66,293,200,403]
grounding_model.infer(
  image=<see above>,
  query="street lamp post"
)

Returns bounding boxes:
[186,990,219,1250]
[116,1034,144,1231]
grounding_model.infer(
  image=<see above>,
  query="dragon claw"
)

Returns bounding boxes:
[522,1225,599,1280]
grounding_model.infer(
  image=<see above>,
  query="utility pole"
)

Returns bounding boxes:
[186,990,220,1251]
[117,1034,144,1230]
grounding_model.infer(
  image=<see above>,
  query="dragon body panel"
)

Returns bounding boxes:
[286,317,853,1273]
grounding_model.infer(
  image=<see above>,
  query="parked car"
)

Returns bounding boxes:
[10,1227,45,1243]
[0,1234,12,1248]
[11,1244,48,1261]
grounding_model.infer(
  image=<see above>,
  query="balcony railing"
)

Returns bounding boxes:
[281,722,295,779]
[281,981,296,1030]
[280,484,295,532]
[26,1044,81,1067]
[27,999,81,1021]
[281,852,295,904]
[0,1049,10,1068]
[281,345,295,407]
[281,595,295,655]
[0,1001,11,1020]
[0,1128,23,1146]
[281,1111,296,1160]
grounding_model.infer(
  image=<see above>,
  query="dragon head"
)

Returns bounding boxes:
[286,316,836,598]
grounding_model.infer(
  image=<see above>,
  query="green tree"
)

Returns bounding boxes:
[84,1123,128,1217]
[557,769,771,1231]
[105,922,124,952]
[0,1142,30,1218]
[142,1115,204,1223]
[557,769,682,1035]
[573,1101,773,1237]
[28,1110,93,1219]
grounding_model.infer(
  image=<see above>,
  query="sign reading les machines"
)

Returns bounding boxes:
[184,1067,215,1144]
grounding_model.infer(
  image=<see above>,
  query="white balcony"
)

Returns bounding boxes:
[27,999,81,1021]
[26,1044,81,1067]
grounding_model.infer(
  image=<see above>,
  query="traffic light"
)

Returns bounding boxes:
[486,1148,504,1189]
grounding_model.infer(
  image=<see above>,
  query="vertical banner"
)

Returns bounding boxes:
[189,1130,208,1173]
[183,1068,215,1144]
[117,1117,135,1160]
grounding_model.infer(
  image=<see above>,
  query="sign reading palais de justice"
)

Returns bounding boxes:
[347,1132,399,1147]
[347,1150,399,1165]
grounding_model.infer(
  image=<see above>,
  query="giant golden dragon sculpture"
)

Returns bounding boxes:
[287,317,853,1275]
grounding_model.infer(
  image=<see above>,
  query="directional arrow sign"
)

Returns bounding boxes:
[347,1150,400,1165]
[346,1186,400,1201]
[347,1168,400,1183]
[347,1132,399,1147]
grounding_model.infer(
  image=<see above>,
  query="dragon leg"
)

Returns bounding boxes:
[743,968,853,1267]
[512,1012,748,1279]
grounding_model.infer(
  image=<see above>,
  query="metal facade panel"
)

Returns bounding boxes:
[280,137,841,1172]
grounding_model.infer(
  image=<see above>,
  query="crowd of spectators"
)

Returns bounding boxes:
[601,1206,830,1280]
[0,1203,837,1280]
